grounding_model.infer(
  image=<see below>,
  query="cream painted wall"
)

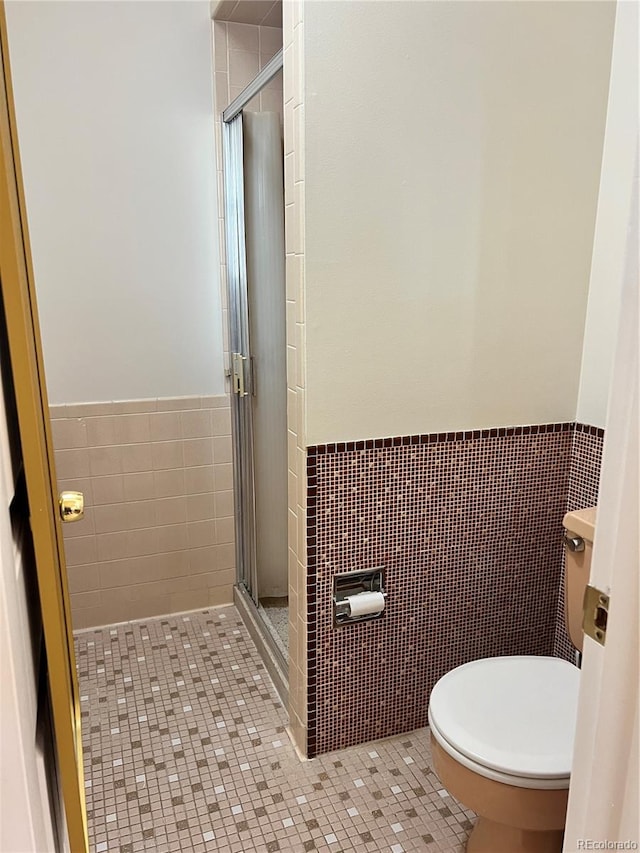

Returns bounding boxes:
[5,1,224,405]
[303,1,615,445]
[576,0,639,429]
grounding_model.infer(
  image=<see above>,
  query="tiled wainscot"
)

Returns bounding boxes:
[306,422,604,757]
[50,396,235,628]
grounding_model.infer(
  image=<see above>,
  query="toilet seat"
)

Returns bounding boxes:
[428,656,580,790]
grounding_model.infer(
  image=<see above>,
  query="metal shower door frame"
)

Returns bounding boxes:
[223,114,258,603]
[221,49,284,610]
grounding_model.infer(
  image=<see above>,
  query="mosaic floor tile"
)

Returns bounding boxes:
[77,606,474,852]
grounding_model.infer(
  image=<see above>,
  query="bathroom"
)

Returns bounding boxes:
[0,1,637,852]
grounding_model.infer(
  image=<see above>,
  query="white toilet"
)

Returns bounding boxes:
[427,508,596,853]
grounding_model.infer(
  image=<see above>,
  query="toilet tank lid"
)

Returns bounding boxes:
[563,507,596,542]
[428,656,581,780]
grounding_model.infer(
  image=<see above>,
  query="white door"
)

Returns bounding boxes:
[564,2,640,840]
[563,177,638,848]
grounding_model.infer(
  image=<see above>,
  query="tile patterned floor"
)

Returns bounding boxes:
[77,606,474,852]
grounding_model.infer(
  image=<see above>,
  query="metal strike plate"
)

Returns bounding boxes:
[59,491,84,523]
[583,584,609,646]
[231,352,248,396]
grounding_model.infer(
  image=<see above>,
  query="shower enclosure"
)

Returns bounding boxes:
[222,50,289,699]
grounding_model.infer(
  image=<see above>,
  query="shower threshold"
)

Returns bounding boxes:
[258,597,289,658]
[233,585,288,707]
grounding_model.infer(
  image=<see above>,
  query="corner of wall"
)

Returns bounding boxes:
[283,0,307,756]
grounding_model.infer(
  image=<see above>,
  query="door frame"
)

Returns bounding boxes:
[0,6,88,850]
[221,48,289,696]
[223,110,258,603]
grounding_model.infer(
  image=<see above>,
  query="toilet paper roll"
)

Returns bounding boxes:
[347,591,385,617]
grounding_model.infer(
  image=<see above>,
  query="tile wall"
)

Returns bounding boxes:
[213,20,283,116]
[211,19,284,382]
[306,422,604,757]
[51,396,235,629]
[553,423,605,659]
[282,0,308,756]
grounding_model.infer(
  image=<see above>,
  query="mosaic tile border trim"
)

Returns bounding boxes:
[306,421,603,758]
[306,451,319,759]
[572,422,605,439]
[307,422,574,457]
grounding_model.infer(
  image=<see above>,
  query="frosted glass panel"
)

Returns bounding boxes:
[243,112,287,598]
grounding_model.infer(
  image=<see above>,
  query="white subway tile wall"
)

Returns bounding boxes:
[51,397,235,629]
[282,0,307,756]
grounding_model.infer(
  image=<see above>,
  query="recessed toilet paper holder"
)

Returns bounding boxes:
[333,568,386,627]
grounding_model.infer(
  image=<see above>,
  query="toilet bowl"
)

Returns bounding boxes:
[429,656,580,852]
[427,508,596,853]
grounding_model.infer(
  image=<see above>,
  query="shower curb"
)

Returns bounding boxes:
[234,585,289,709]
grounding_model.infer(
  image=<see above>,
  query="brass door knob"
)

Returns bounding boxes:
[59,491,84,523]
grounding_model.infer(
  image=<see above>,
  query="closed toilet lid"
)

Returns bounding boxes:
[429,656,580,782]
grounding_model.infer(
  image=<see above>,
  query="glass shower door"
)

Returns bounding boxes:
[223,103,288,663]
[243,111,288,642]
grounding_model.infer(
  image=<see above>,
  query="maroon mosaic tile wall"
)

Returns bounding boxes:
[306,424,575,757]
[553,423,605,660]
